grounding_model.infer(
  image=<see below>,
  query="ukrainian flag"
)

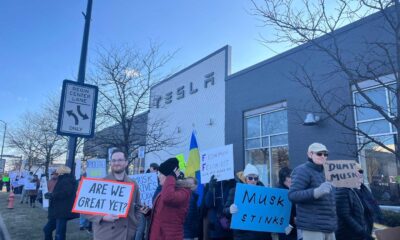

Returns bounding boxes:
[185,132,200,178]
[185,131,203,206]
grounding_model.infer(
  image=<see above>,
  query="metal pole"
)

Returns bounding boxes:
[0,120,6,173]
[66,0,93,174]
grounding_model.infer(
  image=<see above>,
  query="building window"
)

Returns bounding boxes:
[244,103,289,186]
[354,81,400,206]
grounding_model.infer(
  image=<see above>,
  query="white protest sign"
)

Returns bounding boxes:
[129,173,158,208]
[41,177,49,208]
[86,159,107,178]
[72,178,134,217]
[200,144,234,184]
[324,160,361,188]
[24,181,37,190]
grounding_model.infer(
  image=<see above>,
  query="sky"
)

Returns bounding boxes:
[0,1,288,130]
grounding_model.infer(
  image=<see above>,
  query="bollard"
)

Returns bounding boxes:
[7,192,14,209]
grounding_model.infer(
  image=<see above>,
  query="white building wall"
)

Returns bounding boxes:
[145,46,231,167]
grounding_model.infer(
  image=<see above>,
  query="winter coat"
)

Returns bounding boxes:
[223,172,272,240]
[84,173,141,240]
[149,176,193,240]
[184,192,200,238]
[278,183,297,240]
[288,159,337,233]
[48,174,79,220]
[204,180,233,239]
[335,187,373,240]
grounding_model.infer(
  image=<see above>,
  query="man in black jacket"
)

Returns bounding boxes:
[289,143,337,240]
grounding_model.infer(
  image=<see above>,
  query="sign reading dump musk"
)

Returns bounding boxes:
[72,178,134,217]
[230,184,292,233]
[324,160,360,188]
[129,173,158,208]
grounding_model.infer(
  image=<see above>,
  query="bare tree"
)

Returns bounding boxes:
[8,98,68,177]
[87,43,179,167]
[251,0,399,158]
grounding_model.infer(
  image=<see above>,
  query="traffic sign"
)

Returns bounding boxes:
[57,80,98,137]
[138,146,145,159]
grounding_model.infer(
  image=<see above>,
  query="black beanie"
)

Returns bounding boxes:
[159,158,179,176]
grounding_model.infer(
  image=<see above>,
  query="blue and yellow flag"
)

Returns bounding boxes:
[185,131,203,206]
[185,132,200,178]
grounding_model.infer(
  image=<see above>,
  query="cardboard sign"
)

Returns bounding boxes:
[230,184,292,233]
[200,144,234,184]
[72,178,135,217]
[86,159,107,178]
[129,173,158,208]
[324,160,361,188]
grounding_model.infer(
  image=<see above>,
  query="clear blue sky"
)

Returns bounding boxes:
[0,0,286,127]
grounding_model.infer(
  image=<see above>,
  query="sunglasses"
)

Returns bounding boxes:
[358,170,364,174]
[246,176,259,181]
[315,152,328,157]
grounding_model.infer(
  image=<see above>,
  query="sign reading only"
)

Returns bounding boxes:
[57,80,98,138]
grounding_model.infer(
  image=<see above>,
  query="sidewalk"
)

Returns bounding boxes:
[0,192,90,240]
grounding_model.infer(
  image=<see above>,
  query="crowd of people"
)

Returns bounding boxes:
[2,143,383,240]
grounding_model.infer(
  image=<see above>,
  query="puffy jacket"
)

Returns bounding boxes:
[149,176,192,240]
[335,188,373,240]
[288,160,337,233]
[48,174,79,220]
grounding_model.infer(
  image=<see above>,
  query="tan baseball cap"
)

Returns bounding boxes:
[308,143,328,153]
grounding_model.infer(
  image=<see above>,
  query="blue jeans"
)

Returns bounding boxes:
[79,214,89,228]
[43,218,67,240]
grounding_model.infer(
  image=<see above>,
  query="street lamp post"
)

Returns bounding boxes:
[0,120,7,171]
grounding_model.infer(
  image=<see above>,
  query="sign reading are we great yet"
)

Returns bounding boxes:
[72,178,134,217]
[200,144,234,184]
[230,184,292,233]
[324,160,361,189]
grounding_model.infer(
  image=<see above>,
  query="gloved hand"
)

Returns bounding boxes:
[313,181,333,199]
[209,175,217,191]
[285,224,293,235]
[44,192,52,199]
[229,204,238,214]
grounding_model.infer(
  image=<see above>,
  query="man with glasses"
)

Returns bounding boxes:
[288,143,337,240]
[84,149,141,240]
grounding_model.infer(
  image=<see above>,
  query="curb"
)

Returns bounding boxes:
[0,213,11,240]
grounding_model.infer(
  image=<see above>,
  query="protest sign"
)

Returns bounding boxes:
[230,183,292,233]
[200,144,234,184]
[129,173,158,208]
[41,177,49,208]
[24,181,37,190]
[324,160,360,188]
[86,159,107,178]
[72,177,135,217]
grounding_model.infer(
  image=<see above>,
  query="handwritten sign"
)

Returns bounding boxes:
[129,173,158,208]
[324,160,360,188]
[200,144,234,184]
[72,178,134,217]
[24,181,37,190]
[86,159,107,178]
[230,184,292,233]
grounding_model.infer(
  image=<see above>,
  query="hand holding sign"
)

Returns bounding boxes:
[313,182,333,199]
[229,204,238,214]
[102,214,119,222]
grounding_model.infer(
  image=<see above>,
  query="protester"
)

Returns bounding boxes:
[27,174,40,208]
[2,173,10,192]
[43,165,79,240]
[335,163,381,240]
[149,163,159,173]
[225,164,272,240]
[184,177,200,240]
[278,167,298,240]
[289,143,336,240]
[21,172,33,204]
[0,174,3,191]
[148,157,193,240]
[84,149,141,240]
[47,170,58,193]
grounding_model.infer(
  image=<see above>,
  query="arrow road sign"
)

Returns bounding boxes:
[57,80,98,138]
